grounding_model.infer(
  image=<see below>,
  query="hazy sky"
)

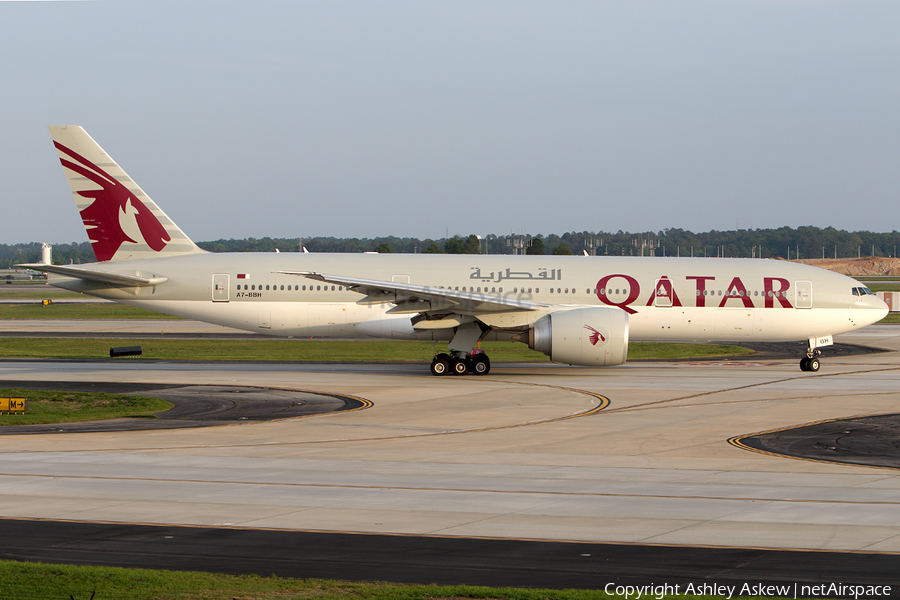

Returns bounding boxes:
[2,1,898,245]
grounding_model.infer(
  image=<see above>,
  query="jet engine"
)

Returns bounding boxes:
[528,307,629,367]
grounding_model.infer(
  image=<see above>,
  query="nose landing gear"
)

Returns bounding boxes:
[800,349,822,372]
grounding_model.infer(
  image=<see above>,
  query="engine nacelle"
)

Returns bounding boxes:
[528,307,629,367]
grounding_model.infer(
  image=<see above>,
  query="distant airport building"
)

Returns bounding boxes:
[877,292,899,312]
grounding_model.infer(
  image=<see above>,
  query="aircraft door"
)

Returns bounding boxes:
[795,280,812,309]
[212,274,229,302]
[653,278,674,307]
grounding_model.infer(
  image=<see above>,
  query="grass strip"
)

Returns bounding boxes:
[0,290,87,299]
[0,560,787,600]
[1,303,180,319]
[0,388,172,425]
[0,338,754,362]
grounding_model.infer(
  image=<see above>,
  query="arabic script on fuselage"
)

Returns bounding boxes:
[470,267,561,283]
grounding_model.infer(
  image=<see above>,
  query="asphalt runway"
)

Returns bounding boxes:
[1,325,899,592]
[2,518,898,591]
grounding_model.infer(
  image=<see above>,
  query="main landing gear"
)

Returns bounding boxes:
[800,349,822,372]
[430,349,491,376]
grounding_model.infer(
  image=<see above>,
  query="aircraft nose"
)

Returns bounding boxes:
[870,295,890,321]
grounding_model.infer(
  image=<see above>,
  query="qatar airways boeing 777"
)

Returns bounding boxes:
[21,126,888,375]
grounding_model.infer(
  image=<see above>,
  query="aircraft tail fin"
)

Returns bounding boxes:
[48,126,206,262]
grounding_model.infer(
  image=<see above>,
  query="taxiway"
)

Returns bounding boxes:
[1,326,899,587]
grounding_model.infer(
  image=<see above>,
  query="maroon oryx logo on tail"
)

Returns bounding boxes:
[55,141,170,261]
[584,324,606,346]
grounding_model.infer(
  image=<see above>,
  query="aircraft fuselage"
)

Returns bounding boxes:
[49,252,887,343]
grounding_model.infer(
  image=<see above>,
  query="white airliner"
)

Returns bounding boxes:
[21,126,888,375]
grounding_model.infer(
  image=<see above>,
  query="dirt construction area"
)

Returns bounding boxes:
[794,256,900,277]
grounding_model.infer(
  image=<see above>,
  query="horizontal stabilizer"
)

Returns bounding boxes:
[17,263,167,287]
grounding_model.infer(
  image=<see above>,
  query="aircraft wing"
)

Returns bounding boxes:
[17,263,168,287]
[275,271,544,315]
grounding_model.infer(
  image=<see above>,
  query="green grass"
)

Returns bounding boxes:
[629,342,755,360]
[0,338,754,362]
[0,560,781,600]
[0,388,172,425]
[880,313,900,324]
[858,276,900,282]
[1,303,181,319]
[0,290,86,299]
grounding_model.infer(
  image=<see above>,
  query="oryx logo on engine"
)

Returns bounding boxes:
[584,324,606,346]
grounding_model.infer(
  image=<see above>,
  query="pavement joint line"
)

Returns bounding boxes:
[609,390,900,414]
[1,471,898,505]
[604,364,900,414]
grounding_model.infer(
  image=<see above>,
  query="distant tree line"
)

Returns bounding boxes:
[4,227,900,267]
[1,241,95,268]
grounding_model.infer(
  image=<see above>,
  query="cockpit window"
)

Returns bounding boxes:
[852,286,875,296]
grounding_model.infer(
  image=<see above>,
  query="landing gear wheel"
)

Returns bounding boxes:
[470,354,491,375]
[450,357,469,375]
[800,356,821,372]
[430,356,450,376]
